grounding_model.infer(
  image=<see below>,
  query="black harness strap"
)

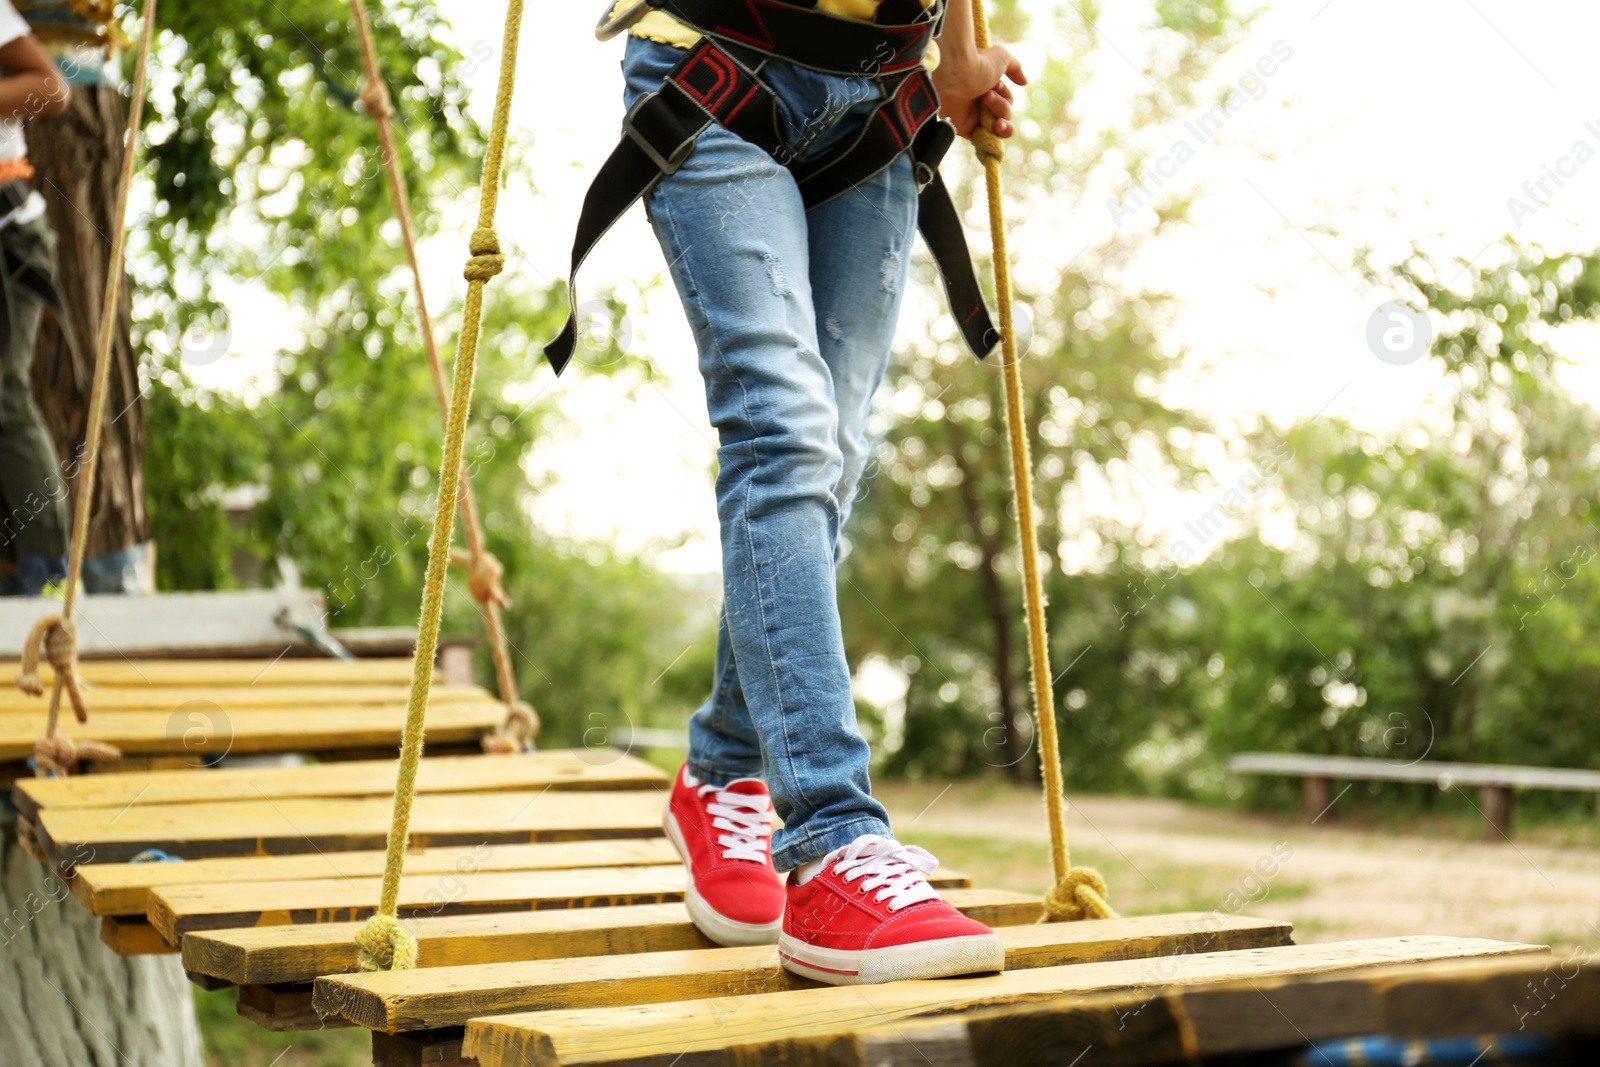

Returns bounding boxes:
[545,9,996,375]
[651,0,939,75]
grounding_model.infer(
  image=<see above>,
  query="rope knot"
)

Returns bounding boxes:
[972,125,1006,166]
[32,735,121,777]
[359,78,394,121]
[18,615,90,720]
[451,548,511,610]
[464,227,505,282]
[481,700,540,754]
[1040,866,1115,923]
[355,913,419,972]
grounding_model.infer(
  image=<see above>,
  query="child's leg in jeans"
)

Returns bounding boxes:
[628,62,904,874]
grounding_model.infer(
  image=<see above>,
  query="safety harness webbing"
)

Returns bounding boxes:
[545,0,997,373]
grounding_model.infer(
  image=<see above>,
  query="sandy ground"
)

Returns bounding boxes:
[876,781,1600,953]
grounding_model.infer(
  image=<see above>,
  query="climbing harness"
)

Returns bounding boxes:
[545,0,997,373]
[348,0,539,752]
[355,0,528,973]
[967,0,1111,922]
[15,0,158,777]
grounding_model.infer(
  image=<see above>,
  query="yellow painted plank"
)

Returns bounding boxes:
[0,701,502,763]
[182,890,1041,985]
[36,788,666,864]
[14,750,666,820]
[0,683,488,712]
[148,864,973,942]
[75,838,683,917]
[148,866,692,942]
[316,913,1295,1032]
[461,936,1544,1067]
[853,954,1597,1066]
[1,658,422,687]
[99,916,173,955]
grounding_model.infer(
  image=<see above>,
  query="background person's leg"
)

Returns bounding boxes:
[0,227,70,581]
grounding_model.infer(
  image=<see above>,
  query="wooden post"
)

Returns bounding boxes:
[438,640,476,686]
[1303,775,1334,820]
[1480,784,1513,840]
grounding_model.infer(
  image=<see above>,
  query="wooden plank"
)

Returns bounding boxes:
[149,866,690,942]
[236,982,353,1032]
[36,788,666,864]
[99,916,173,955]
[316,913,1295,1032]
[372,1028,471,1067]
[14,750,667,821]
[0,683,488,712]
[460,936,1543,1067]
[1230,752,1600,791]
[76,838,683,917]
[0,658,422,687]
[148,865,972,943]
[181,889,1043,985]
[853,954,1600,1067]
[0,701,503,767]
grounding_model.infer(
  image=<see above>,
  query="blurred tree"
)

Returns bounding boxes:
[842,0,1250,785]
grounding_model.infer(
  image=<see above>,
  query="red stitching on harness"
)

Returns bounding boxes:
[674,44,738,112]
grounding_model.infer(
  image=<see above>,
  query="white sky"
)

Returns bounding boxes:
[191,0,1600,576]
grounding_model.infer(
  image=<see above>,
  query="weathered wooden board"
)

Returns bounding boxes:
[150,867,691,942]
[460,936,1543,1067]
[849,954,1600,1067]
[35,788,667,864]
[0,702,503,763]
[1,658,421,687]
[148,864,973,943]
[76,838,682,917]
[237,982,353,1032]
[0,683,487,712]
[14,750,665,821]
[98,915,172,956]
[182,890,1043,985]
[317,913,1295,1032]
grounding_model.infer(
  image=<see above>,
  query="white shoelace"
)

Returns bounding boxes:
[700,781,774,862]
[822,834,941,912]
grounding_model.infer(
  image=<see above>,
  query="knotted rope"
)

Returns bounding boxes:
[354,0,528,973]
[350,0,538,752]
[15,0,158,777]
[969,0,1114,923]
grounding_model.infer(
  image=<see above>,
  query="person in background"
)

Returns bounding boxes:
[0,0,71,596]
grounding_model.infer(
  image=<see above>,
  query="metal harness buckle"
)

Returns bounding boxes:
[596,0,653,41]
[621,94,697,175]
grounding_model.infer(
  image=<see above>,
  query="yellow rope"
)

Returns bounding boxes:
[354,0,526,973]
[969,0,1113,923]
[15,0,158,777]
[348,0,539,753]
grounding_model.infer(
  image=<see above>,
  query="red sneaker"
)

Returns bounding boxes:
[780,834,1004,985]
[663,764,784,946]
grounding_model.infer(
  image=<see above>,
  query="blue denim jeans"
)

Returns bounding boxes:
[623,37,915,870]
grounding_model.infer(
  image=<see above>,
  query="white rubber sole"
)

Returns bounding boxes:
[663,807,782,947]
[777,931,1005,986]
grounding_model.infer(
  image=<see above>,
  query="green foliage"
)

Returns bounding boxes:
[137,2,711,742]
